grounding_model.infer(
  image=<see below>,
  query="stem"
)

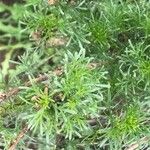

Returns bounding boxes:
[8,126,29,150]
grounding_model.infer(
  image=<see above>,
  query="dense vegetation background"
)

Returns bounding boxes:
[0,0,150,149]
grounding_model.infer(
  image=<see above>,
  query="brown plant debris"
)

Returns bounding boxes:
[0,74,49,103]
[46,36,69,47]
[48,0,58,5]
[126,136,149,150]
[8,126,29,150]
[0,62,101,103]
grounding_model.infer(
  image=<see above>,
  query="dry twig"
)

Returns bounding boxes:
[0,74,49,103]
[8,126,29,150]
[0,62,103,103]
[126,136,149,150]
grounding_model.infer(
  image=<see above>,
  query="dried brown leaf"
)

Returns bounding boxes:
[46,37,68,47]
[48,0,57,5]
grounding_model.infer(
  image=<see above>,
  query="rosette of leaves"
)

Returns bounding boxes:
[16,49,109,149]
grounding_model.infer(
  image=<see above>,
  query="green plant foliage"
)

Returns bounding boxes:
[1,0,150,149]
[19,50,109,142]
[139,60,150,80]
[89,21,109,49]
[108,105,142,138]
[25,13,63,38]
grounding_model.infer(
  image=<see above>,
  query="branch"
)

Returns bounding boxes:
[0,74,49,103]
[8,126,29,150]
[0,62,104,103]
[126,136,149,150]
